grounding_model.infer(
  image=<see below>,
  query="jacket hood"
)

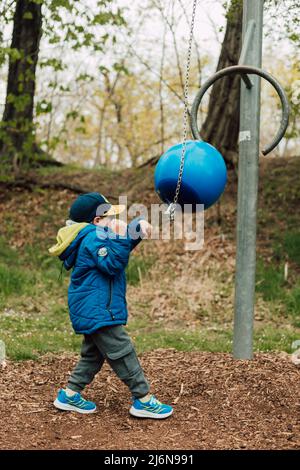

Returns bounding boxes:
[49,223,95,270]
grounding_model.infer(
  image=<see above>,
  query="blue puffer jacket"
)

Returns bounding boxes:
[59,218,143,334]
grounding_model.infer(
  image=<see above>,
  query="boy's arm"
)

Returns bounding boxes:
[127,217,145,251]
[86,217,150,275]
[86,235,132,276]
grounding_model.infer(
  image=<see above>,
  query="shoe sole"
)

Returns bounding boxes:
[129,406,173,419]
[53,399,96,414]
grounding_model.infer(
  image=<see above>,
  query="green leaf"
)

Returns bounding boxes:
[36,100,53,115]
[113,62,129,75]
[66,110,79,120]
[39,58,65,71]
[75,126,86,134]
[76,73,94,82]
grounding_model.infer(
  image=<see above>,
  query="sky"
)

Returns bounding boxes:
[120,0,226,55]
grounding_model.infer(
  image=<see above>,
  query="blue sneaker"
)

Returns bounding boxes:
[54,389,96,414]
[129,395,173,419]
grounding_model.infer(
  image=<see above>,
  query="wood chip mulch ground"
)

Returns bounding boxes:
[0,350,299,450]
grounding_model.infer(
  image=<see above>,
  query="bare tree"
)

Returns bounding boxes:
[158,8,169,155]
[93,66,125,168]
[200,0,243,167]
[0,0,43,170]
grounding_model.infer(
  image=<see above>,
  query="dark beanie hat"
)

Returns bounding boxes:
[69,193,112,223]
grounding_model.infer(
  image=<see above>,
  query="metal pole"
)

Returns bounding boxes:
[233,0,264,359]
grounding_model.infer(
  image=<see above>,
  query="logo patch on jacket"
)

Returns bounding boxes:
[98,247,108,257]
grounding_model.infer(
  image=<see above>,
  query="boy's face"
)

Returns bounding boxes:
[93,215,116,227]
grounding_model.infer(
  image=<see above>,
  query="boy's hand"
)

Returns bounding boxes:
[109,218,152,239]
[109,219,128,236]
[139,220,152,239]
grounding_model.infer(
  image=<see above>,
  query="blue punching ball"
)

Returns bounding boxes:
[154,140,227,210]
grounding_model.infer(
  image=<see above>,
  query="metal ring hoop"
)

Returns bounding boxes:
[190,65,290,156]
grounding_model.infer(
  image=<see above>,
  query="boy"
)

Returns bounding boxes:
[49,192,173,419]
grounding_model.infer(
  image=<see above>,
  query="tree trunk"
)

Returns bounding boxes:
[200,0,243,168]
[0,0,43,169]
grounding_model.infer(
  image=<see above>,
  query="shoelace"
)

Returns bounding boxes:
[149,395,162,406]
[66,392,81,403]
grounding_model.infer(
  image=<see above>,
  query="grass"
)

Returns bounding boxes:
[274,231,300,266]
[0,239,37,305]
[0,236,65,308]
[1,307,298,360]
[255,228,300,327]
[126,255,156,286]
[0,264,34,299]
[0,303,81,360]
[256,262,300,327]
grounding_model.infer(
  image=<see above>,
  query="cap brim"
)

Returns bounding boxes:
[104,204,126,217]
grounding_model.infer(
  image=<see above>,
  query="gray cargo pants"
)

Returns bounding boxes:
[67,325,150,398]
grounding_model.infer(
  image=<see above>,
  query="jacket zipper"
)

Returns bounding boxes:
[107,278,115,320]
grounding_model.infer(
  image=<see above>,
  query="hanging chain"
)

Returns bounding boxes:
[167,0,198,221]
